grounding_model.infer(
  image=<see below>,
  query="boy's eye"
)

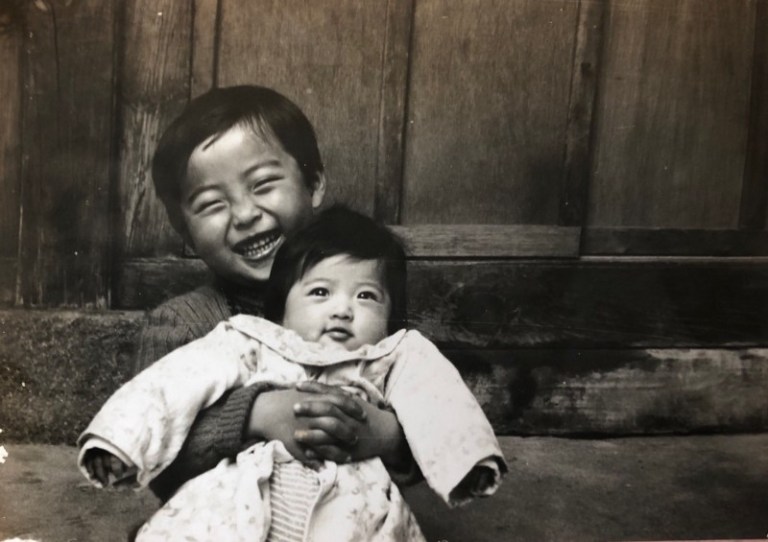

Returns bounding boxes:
[308,287,329,297]
[357,291,380,301]
[194,199,225,214]
[250,177,280,194]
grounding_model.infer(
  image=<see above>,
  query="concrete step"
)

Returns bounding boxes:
[1,435,767,541]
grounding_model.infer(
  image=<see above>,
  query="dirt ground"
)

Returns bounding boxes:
[1,435,767,542]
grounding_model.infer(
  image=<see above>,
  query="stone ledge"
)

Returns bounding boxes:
[1,309,768,443]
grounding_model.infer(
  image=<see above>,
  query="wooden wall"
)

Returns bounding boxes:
[1,0,767,434]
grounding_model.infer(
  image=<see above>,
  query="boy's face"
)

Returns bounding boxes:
[282,255,391,351]
[181,124,325,285]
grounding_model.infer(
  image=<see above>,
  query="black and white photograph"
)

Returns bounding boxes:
[0,0,767,541]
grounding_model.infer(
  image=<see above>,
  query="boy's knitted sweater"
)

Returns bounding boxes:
[134,280,269,502]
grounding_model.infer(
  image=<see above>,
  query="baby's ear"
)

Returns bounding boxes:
[311,172,326,209]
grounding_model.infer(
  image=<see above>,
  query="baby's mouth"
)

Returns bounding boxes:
[324,327,352,341]
[233,231,282,261]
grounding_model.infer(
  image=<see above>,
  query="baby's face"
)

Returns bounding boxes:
[180,124,324,285]
[282,255,391,351]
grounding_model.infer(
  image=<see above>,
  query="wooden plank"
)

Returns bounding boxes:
[446,348,768,435]
[117,257,768,350]
[114,257,210,309]
[0,257,15,307]
[0,3,21,259]
[559,0,606,226]
[191,0,219,96]
[391,225,580,258]
[373,0,414,224]
[407,258,768,349]
[589,0,755,228]
[118,0,193,258]
[402,0,579,224]
[18,0,115,307]
[582,228,768,256]
[739,0,768,230]
[216,0,389,214]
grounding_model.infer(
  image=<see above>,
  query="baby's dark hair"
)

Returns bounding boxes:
[265,206,407,334]
[152,85,324,235]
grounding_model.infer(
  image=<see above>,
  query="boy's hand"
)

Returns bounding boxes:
[247,385,366,467]
[82,448,133,487]
[293,382,407,469]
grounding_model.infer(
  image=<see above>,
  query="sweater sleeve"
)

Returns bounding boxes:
[133,298,265,501]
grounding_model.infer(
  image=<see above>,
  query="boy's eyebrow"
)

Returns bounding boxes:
[242,159,282,177]
[185,184,220,204]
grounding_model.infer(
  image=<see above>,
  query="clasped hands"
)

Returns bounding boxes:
[85,381,403,487]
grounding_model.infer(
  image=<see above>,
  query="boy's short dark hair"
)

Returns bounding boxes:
[265,206,407,334]
[152,85,324,234]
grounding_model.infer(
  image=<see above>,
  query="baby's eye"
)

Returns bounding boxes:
[308,287,329,297]
[357,290,380,301]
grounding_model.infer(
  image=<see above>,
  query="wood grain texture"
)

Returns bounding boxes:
[401,0,579,224]
[582,228,768,256]
[559,0,606,226]
[117,0,192,257]
[739,0,768,230]
[116,257,768,351]
[373,0,414,223]
[0,3,21,259]
[114,257,209,309]
[589,0,755,228]
[18,0,115,307]
[216,0,389,214]
[0,257,15,307]
[191,0,219,97]
[391,225,580,257]
[447,348,768,434]
[407,259,768,349]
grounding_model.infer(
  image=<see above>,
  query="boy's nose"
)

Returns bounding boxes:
[231,199,262,227]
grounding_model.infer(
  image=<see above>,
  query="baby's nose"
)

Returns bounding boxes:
[331,299,353,320]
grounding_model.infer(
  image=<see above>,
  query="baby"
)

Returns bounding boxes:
[79,206,506,541]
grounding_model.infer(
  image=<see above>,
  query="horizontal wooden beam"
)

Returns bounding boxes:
[117,257,768,349]
[409,258,768,349]
[447,347,768,435]
[583,228,768,256]
[391,225,581,258]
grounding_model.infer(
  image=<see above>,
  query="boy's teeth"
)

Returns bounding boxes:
[239,234,279,259]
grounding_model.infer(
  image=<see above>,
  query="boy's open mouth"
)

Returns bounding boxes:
[233,231,282,260]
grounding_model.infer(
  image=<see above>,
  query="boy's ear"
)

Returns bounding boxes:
[311,172,326,209]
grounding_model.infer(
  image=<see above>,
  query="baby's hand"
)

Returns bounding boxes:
[82,449,135,488]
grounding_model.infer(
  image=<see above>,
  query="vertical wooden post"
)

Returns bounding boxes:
[739,0,768,230]
[117,0,193,260]
[374,0,414,224]
[558,0,607,228]
[17,0,116,307]
[191,0,220,97]
[0,1,22,306]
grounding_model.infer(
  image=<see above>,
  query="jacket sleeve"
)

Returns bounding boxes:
[133,305,266,501]
[80,321,261,488]
[384,331,507,507]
